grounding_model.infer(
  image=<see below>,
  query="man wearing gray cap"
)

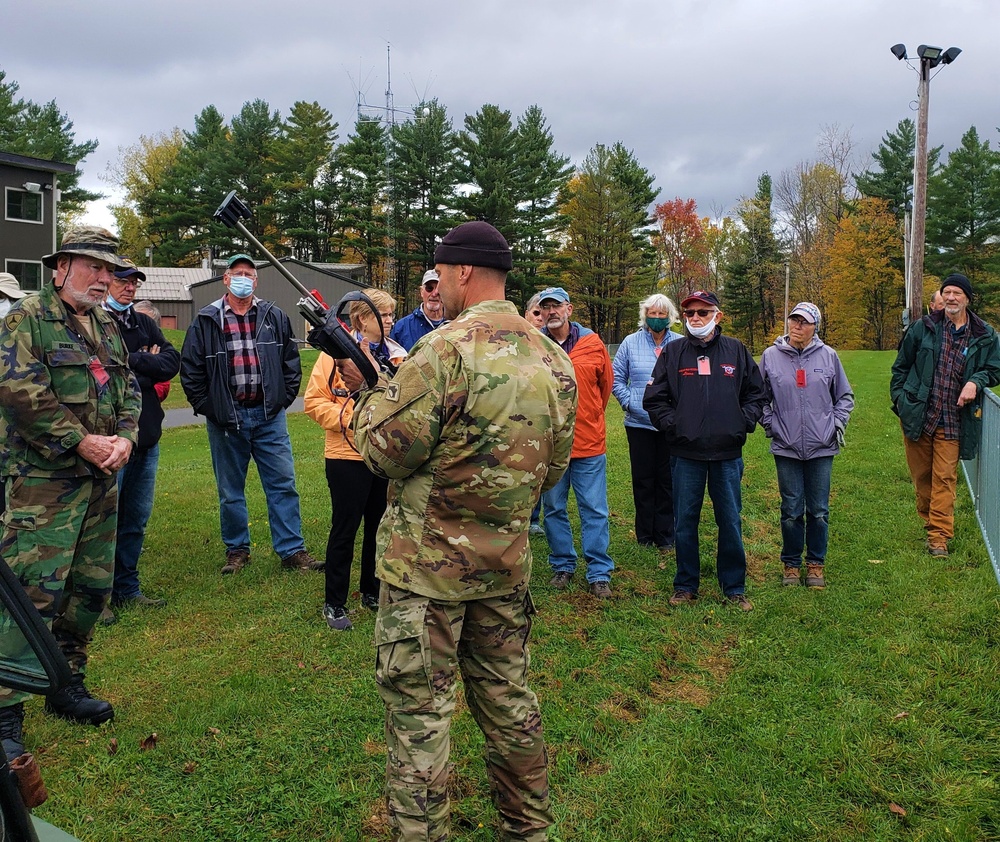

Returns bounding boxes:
[0,226,141,761]
[390,268,446,351]
[346,220,577,841]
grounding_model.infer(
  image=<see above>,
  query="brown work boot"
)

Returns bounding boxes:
[927,544,948,557]
[725,593,754,611]
[669,589,697,607]
[281,550,324,571]
[782,565,801,586]
[805,563,826,588]
[589,581,612,599]
[221,549,250,575]
[549,571,573,590]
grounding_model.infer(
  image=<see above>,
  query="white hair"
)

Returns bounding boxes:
[638,293,678,329]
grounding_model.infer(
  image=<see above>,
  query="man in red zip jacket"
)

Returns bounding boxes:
[540,287,616,598]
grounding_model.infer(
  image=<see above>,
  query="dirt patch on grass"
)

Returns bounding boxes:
[649,635,736,709]
[598,691,642,724]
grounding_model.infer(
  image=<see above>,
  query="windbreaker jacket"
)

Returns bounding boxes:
[0,283,140,477]
[760,335,854,460]
[612,327,683,430]
[389,305,443,352]
[108,306,180,450]
[643,328,767,461]
[890,308,1000,460]
[352,301,578,601]
[304,339,407,460]
[180,297,301,430]
[556,326,611,458]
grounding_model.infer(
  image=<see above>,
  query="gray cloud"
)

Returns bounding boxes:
[6,0,993,228]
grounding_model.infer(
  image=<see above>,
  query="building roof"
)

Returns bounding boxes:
[0,151,76,175]
[137,267,213,302]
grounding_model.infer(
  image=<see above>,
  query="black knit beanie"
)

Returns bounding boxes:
[433,221,512,271]
[941,273,973,301]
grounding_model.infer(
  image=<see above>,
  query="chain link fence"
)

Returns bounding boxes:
[961,387,1000,585]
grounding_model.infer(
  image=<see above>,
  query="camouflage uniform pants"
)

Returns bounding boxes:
[0,474,117,706]
[375,584,552,842]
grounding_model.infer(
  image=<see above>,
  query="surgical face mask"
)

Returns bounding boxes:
[646,317,670,333]
[686,317,717,339]
[228,276,255,299]
[105,294,131,312]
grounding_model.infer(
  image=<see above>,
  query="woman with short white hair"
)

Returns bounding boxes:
[612,293,682,549]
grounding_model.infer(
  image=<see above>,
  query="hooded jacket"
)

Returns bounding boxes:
[180,297,301,430]
[761,334,854,460]
[890,308,1000,460]
[390,305,444,351]
[643,327,766,461]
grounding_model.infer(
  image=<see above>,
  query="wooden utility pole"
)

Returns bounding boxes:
[909,60,931,327]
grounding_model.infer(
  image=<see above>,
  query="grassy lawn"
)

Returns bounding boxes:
[25,351,1000,841]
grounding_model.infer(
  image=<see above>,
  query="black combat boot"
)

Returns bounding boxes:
[44,676,114,725]
[0,703,25,762]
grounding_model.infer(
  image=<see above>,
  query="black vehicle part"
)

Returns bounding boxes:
[213,191,387,388]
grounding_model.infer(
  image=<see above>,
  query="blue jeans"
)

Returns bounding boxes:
[774,455,833,567]
[206,406,305,560]
[113,444,159,601]
[542,454,614,583]
[672,456,746,597]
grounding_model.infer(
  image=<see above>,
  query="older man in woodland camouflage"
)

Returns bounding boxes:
[344,221,577,841]
[0,226,140,762]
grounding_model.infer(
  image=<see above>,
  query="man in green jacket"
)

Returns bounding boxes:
[890,273,1000,556]
[0,226,140,762]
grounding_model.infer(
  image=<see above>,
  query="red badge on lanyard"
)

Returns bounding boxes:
[796,369,806,388]
[697,356,711,376]
[89,355,110,390]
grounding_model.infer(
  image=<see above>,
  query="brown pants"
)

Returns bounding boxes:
[902,427,961,548]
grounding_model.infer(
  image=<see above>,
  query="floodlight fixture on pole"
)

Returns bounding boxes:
[891,41,961,327]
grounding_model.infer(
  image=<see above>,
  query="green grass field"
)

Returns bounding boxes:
[25,351,1000,841]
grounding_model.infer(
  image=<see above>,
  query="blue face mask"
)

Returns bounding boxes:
[646,317,670,332]
[105,295,130,312]
[228,275,255,299]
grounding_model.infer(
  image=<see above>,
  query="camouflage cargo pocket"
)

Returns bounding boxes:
[375,596,434,712]
[0,507,40,573]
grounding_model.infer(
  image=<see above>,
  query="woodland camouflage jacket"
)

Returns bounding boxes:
[353,300,578,600]
[0,283,140,478]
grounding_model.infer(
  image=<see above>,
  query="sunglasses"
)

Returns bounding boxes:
[530,310,541,317]
[683,308,716,318]
[423,281,439,291]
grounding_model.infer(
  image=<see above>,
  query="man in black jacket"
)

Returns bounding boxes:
[180,255,320,575]
[643,291,767,611]
[102,261,180,622]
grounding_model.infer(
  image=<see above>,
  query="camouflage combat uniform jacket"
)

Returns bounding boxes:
[0,283,140,478]
[353,299,578,601]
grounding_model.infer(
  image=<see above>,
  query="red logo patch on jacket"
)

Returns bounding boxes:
[721,364,736,377]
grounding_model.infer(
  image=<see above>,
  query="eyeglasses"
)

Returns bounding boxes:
[683,309,716,318]
[788,316,811,326]
[539,301,565,311]
[229,272,257,280]
[379,311,394,320]
[113,277,142,289]
[423,281,438,291]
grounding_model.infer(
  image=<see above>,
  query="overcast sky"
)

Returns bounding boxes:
[7,0,997,232]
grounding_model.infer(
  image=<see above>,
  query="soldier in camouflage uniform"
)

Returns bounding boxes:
[0,226,140,762]
[343,222,578,842]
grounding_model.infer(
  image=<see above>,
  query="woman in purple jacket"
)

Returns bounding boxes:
[612,293,683,549]
[761,303,854,588]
